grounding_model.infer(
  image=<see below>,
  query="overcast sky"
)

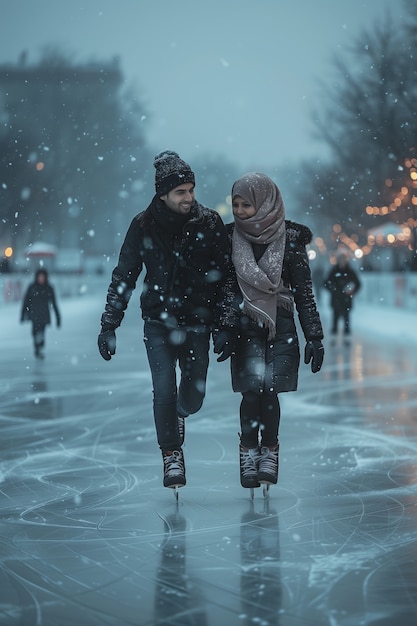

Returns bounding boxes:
[0,0,403,171]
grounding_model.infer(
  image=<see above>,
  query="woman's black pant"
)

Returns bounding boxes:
[143,321,210,452]
[32,322,46,353]
[240,390,280,448]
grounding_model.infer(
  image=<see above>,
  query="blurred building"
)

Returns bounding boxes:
[0,55,150,271]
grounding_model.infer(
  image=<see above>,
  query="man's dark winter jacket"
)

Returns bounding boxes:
[101,198,237,332]
[323,263,361,312]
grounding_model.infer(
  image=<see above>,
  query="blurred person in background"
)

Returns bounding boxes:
[311,262,324,303]
[323,251,361,345]
[20,268,61,359]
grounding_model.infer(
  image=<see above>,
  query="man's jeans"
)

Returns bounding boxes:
[143,321,210,451]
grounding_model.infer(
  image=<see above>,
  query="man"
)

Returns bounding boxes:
[98,150,236,491]
[323,250,361,345]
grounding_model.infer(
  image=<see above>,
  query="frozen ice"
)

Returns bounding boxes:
[0,291,416,625]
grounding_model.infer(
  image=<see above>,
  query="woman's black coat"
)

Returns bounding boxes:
[21,281,60,328]
[227,220,323,394]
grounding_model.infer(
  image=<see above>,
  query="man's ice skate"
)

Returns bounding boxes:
[257,445,279,497]
[239,444,261,499]
[162,449,186,500]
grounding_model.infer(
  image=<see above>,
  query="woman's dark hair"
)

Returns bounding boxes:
[35,268,49,282]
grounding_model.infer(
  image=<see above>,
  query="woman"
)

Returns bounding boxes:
[21,268,61,359]
[227,172,324,492]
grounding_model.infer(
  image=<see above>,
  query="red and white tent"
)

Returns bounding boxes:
[23,242,57,258]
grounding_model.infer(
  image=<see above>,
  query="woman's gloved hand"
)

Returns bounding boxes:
[213,329,236,362]
[304,340,324,373]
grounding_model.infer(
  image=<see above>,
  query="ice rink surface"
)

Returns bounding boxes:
[1,291,417,625]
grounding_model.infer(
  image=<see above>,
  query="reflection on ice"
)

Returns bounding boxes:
[1,296,417,624]
[240,501,281,625]
[155,509,208,625]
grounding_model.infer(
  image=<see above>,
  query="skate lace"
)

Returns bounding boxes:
[163,450,184,477]
[259,446,278,475]
[240,448,259,477]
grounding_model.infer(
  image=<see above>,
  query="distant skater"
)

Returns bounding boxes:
[311,263,324,303]
[20,268,61,359]
[323,251,361,345]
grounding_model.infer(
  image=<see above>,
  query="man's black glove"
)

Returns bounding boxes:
[98,329,116,361]
[304,340,324,373]
[213,329,235,362]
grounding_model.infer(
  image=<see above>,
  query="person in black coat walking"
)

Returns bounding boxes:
[98,151,237,492]
[20,268,61,359]
[323,251,361,344]
[227,172,324,493]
